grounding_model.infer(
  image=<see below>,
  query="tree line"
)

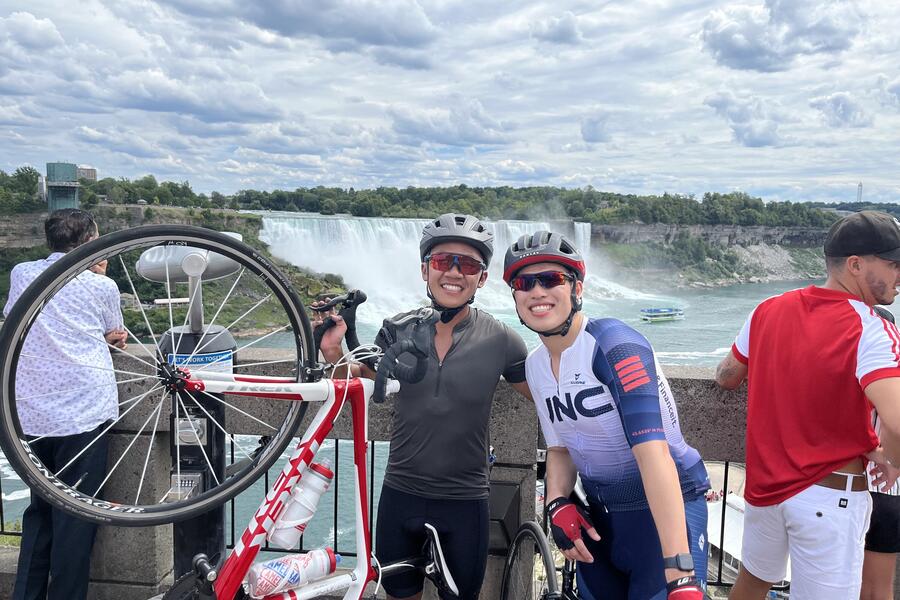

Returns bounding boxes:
[1,164,887,227]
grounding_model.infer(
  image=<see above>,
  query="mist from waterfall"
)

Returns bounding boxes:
[257,212,654,334]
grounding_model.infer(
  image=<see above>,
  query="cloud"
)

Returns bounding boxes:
[580,113,611,143]
[704,91,782,146]
[701,0,864,72]
[371,48,432,70]
[107,69,281,123]
[809,92,872,127]
[389,97,514,146]
[531,12,583,45]
[74,126,166,159]
[159,0,438,48]
[0,12,65,50]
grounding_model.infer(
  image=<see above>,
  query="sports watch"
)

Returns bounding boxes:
[663,553,694,572]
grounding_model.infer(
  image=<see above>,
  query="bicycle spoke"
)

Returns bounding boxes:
[54,382,164,478]
[191,293,273,358]
[38,309,158,372]
[233,358,297,370]
[17,374,151,402]
[20,354,157,380]
[135,398,165,504]
[190,324,288,375]
[179,267,245,367]
[93,398,167,497]
[175,394,220,486]
[118,255,163,360]
[193,387,278,432]
[185,393,254,460]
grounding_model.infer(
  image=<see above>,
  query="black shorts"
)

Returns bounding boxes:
[865,491,900,553]
[375,485,489,600]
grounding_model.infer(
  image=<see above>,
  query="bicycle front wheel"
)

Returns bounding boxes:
[0,225,316,526]
[500,520,560,600]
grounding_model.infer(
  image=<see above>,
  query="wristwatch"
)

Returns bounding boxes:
[663,553,694,572]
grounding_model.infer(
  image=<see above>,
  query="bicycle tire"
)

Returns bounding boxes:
[0,225,315,526]
[500,520,560,600]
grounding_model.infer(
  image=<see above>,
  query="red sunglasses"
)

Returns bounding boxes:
[510,271,573,292]
[425,253,487,276]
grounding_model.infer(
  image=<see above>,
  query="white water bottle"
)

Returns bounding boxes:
[267,459,334,549]
[246,547,340,598]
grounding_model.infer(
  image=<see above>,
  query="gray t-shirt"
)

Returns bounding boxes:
[377,307,527,500]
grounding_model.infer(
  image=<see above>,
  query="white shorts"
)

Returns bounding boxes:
[741,484,873,600]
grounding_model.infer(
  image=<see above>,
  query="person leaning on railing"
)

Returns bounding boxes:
[4,209,127,600]
[716,210,900,600]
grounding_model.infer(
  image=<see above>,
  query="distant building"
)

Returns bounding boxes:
[37,175,46,201]
[46,162,80,211]
[77,165,97,182]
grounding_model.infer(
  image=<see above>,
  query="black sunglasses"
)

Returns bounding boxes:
[510,271,574,292]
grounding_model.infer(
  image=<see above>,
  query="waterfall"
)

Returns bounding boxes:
[257,213,652,334]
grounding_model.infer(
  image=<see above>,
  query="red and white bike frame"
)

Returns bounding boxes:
[184,371,396,600]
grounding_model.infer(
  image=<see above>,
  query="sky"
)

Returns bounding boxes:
[1,0,899,203]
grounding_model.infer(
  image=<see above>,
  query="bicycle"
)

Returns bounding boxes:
[0,225,458,600]
[500,520,579,600]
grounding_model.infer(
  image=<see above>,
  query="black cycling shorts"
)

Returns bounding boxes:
[375,485,489,600]
[865,491,900,553]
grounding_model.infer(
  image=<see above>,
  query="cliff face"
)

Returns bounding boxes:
[592,224,827,247]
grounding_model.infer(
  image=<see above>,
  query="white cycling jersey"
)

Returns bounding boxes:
[526,316,708,509]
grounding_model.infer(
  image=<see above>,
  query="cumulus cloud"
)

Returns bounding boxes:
[531,12,583,45]
[389,97,513,146]
[809,92,872,127]
[580,114,611,143]
[0,12,65,50]
[704,91,782,146]
[701,0,864,72]
[108,69,280,123]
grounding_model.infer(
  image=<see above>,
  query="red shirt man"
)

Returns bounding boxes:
[716,210,900,600]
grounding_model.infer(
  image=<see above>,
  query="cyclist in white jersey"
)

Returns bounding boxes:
[503,231,709,600]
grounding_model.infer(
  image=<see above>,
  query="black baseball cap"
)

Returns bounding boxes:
[824,210,900,260]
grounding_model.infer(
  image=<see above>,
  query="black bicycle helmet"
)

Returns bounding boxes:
[419,213,494,264]
[503,231,586,284]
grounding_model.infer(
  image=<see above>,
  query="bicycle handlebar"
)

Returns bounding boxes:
[373,338,428,403]
[312,289,367,355]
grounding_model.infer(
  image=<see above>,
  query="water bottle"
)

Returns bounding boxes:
[246,547,340,598]
[267,459,334,549]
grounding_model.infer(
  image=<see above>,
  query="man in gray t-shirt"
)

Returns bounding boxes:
[317,214,529,600]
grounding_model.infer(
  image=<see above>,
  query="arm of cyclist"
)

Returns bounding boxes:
[545,446,599,563]
[311,300,376,380]
[632,440,699,591]
[509,380,532,401]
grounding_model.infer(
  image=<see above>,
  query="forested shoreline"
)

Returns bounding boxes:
[4,165,892,227]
